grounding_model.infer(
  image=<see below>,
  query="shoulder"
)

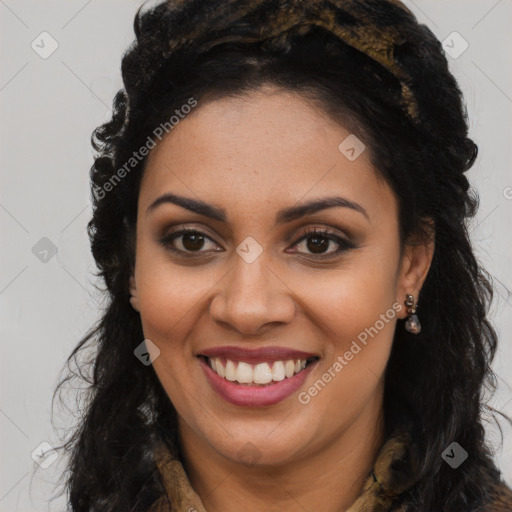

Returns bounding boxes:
[147,494,172,512]
[478,480,512,512]
[388,480,512,512]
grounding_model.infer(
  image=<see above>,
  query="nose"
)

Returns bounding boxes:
[209,252,296,336]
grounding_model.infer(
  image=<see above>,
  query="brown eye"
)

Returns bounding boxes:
[304,233,330,254]
[159,228,220,255]
[180,232,206,251]
[291,228,357,258]
[159,226,357,260]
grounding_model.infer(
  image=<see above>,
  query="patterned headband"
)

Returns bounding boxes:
[162,0,421,123]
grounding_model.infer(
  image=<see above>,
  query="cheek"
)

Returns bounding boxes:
[134,246,211,414]
[298,267,398,429]
[134,236,215,338]
[298,250,400,338]
[292,248,400,404]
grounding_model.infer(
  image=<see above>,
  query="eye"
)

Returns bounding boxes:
[159,227,221,256]
[289,227,357,259]
[159,226,357,259]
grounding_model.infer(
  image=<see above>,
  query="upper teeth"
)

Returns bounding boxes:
[208,357,308,385]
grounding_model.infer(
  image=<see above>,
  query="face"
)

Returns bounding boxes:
[130,86,434,466]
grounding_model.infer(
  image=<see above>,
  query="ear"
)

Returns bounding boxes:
[129,275,140,312]
[395,220,435,319]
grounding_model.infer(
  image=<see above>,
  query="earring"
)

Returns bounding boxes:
[404,294,421,334]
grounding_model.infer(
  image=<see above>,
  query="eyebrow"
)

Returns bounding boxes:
[146,193,370,224]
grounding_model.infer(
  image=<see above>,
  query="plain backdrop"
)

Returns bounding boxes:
[1,1,511,510]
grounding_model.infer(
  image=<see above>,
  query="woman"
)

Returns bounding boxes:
[53,0,512,510]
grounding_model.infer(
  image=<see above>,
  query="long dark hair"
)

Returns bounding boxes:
[50,1,511,510]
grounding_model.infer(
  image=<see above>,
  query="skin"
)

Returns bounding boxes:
[129,85,435,512]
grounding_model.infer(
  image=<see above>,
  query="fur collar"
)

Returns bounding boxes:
[148,426,512,511]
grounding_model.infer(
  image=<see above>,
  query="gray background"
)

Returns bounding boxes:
[1,1,511,510]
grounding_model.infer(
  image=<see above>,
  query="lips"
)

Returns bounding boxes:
[197,345,320,407]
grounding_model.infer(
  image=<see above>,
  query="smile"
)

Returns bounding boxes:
[202,356,317,386]
[197,346,320,407]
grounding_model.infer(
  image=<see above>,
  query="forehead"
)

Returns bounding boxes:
[139,88,397,226]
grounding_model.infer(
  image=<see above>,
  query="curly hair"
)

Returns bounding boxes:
[50,0,511,510]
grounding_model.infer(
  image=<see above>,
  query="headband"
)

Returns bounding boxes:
[163,0,420,123]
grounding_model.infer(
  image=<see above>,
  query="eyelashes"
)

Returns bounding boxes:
[286,227,357,258]
[158,226,358,260]
[159,227,221,256]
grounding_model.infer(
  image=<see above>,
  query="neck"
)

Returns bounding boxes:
[178,388,385,512]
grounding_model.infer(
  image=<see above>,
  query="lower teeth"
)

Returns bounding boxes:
[235,381,278,387]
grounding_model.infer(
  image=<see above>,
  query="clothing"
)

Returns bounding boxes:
[147,427,512,512]
[158,0,421,124]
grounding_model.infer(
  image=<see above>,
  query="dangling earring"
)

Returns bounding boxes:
[404,294,421,334]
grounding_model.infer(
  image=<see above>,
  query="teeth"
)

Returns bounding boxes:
[254,362,273,384]
[271,361,285,381]
[236,362,253,384]
[215,358,225,378]
[225,360,237,381]
[207,357,311,385]
[285,360,295,378]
